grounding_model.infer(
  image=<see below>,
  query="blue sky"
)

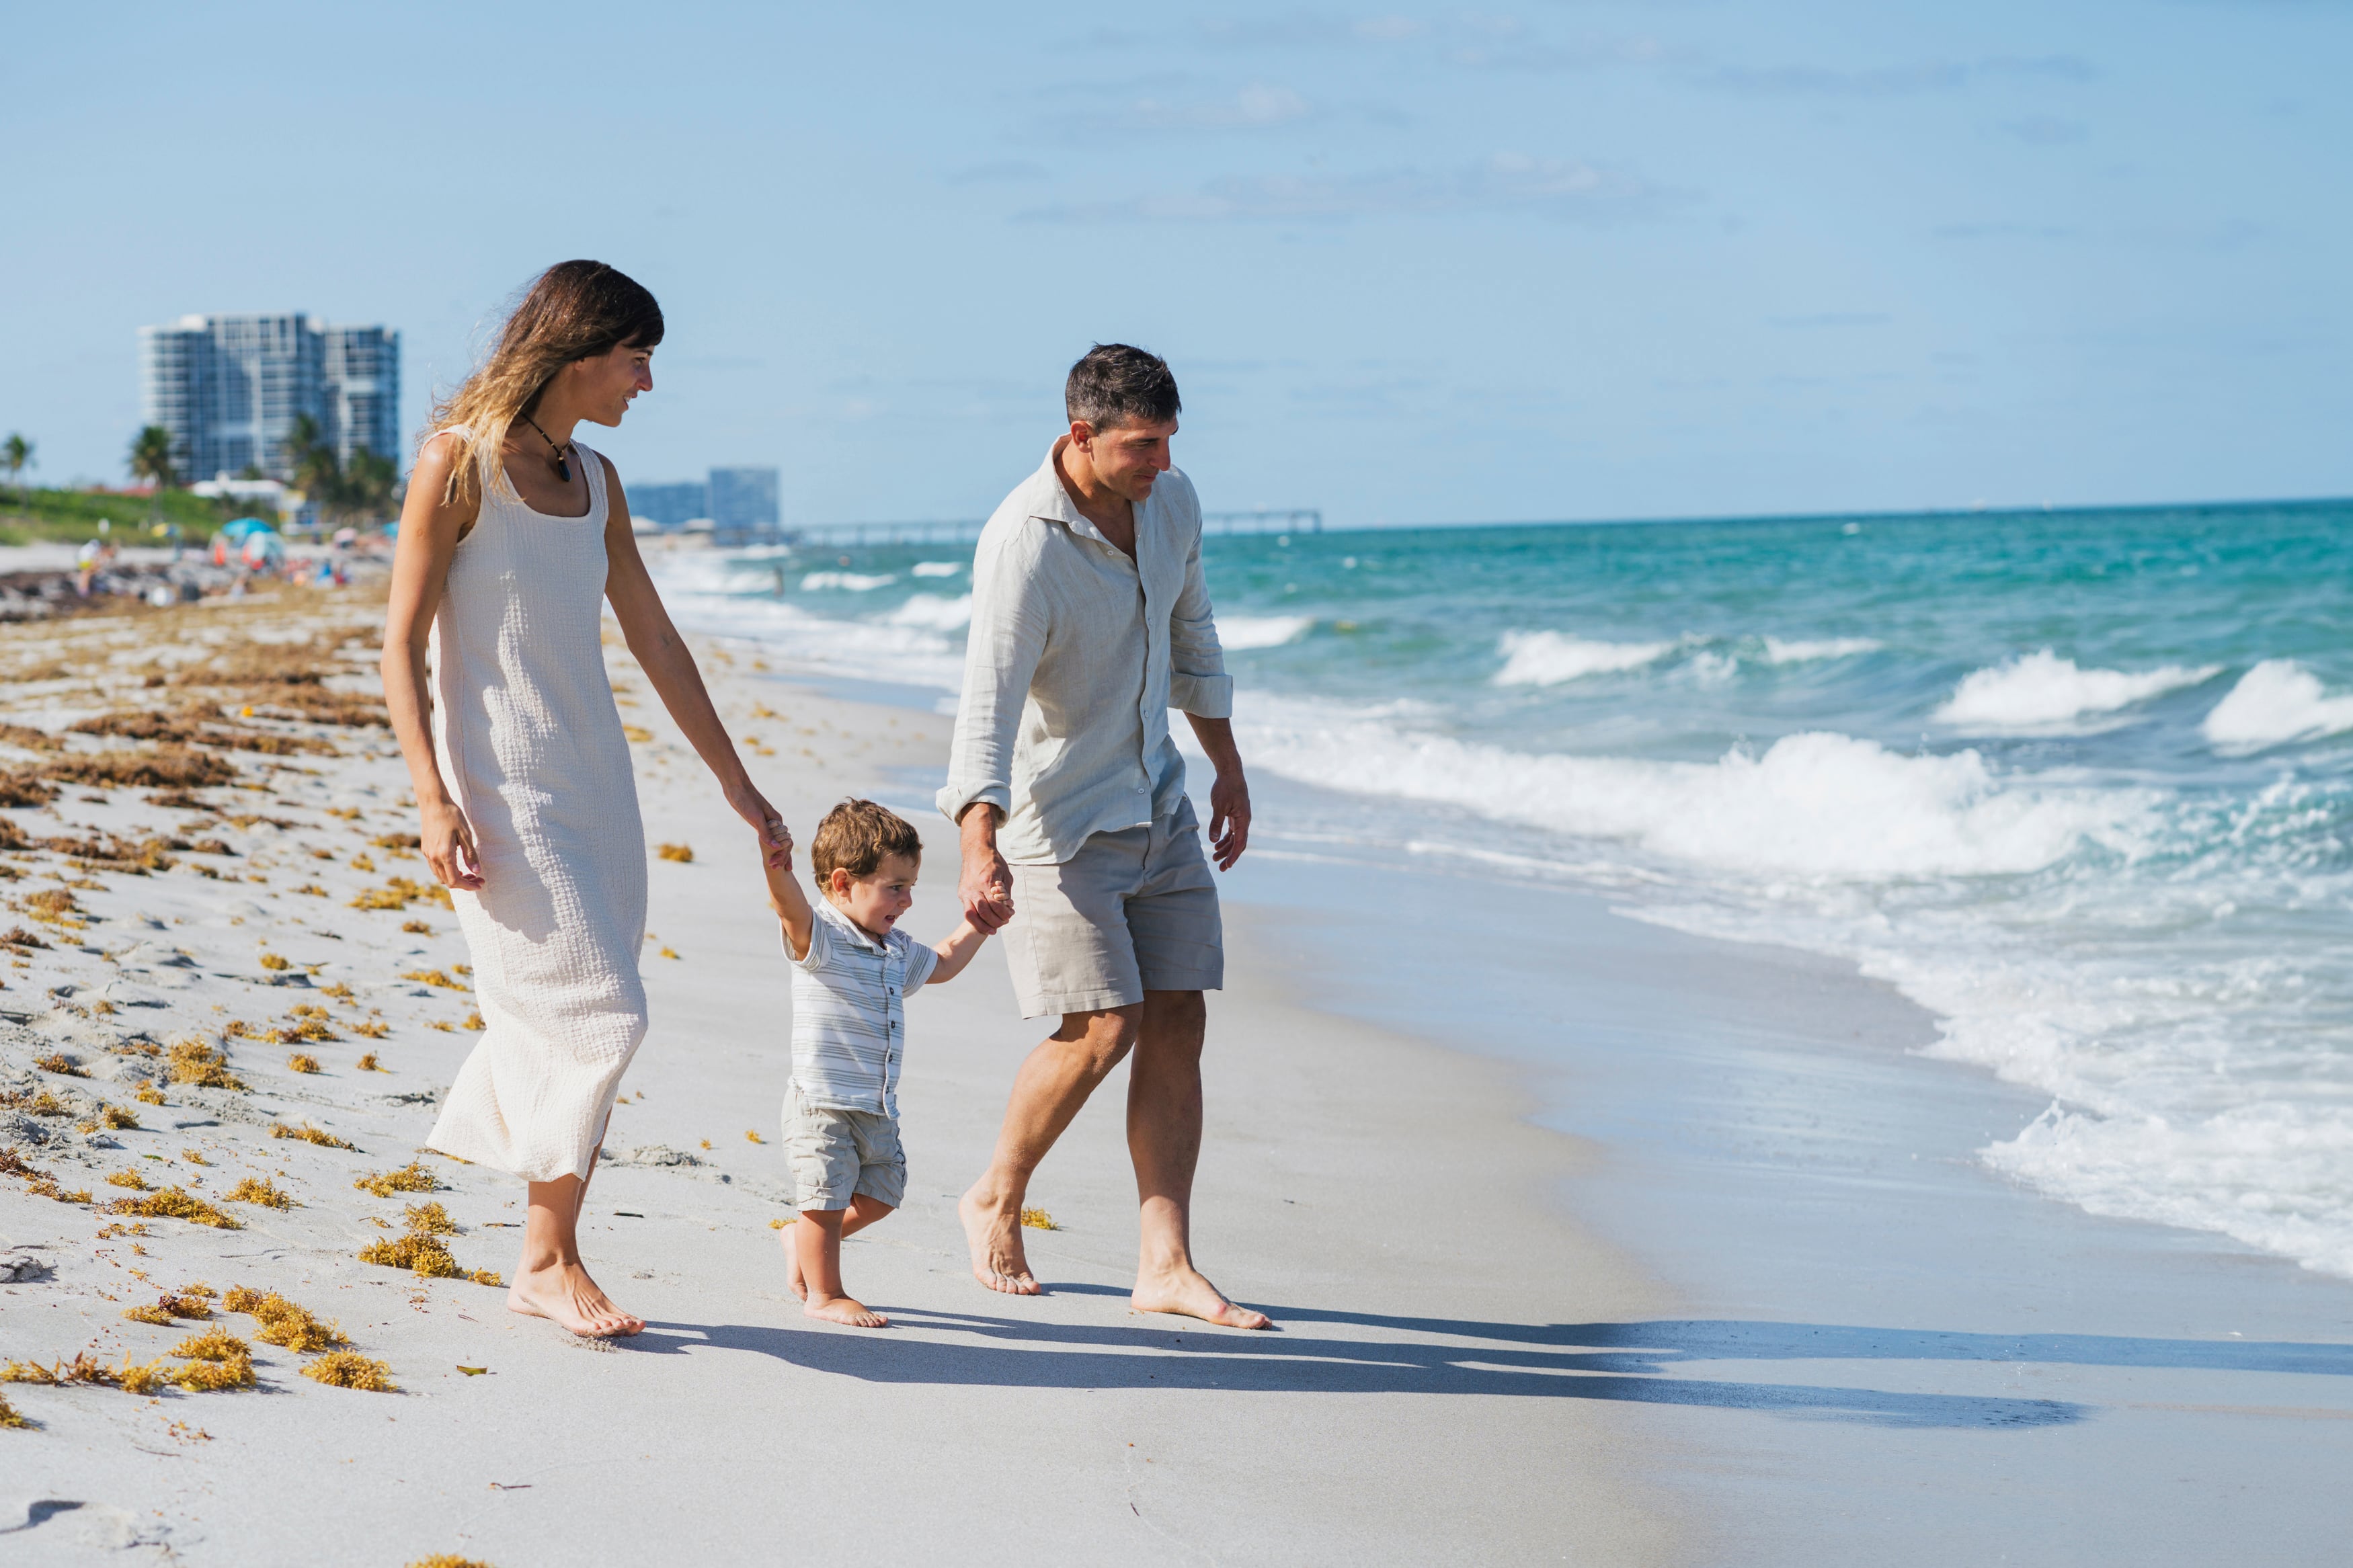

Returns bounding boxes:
[7,1,2347,526]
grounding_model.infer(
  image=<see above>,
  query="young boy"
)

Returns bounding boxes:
[764,798,990,1327]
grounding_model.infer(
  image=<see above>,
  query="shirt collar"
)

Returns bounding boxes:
[815,896,890,954]
[1028,436,1123,549]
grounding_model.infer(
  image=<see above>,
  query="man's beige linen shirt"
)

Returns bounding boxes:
[937,440,1233,866]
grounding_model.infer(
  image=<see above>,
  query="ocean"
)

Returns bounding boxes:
[653,497,2353,1281]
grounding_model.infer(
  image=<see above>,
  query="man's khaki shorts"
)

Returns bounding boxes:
[781,1083,906,1211]
[1002,809,1224,1019]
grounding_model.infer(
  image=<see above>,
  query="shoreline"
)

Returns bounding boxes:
[0,592,1681,1564]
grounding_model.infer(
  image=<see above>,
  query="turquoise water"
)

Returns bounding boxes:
[657,497,2353,1278]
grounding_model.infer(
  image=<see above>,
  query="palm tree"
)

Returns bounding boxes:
[343,447,396,522]
[282,413,346,528]
[128,425,177,524]
[1,434,31,505]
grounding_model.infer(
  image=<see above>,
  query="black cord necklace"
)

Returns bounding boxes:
[520,414,573,483]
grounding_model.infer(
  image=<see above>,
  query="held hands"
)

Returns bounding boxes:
[728,782,793,870]
[1207,768,1251,871]
[420,798,484,891]
[957,804,1014,934]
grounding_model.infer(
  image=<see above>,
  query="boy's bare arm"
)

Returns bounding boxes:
[763,843,815,960]
[926,918,990,983]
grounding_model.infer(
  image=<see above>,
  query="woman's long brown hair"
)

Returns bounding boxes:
[424,260,664,505]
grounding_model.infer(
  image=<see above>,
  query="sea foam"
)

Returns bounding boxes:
[1238,695,2144,880]
[1494,630,1679,686]
[1761,636,1882,665]
[801,570,898,592]
[1934,649,2218,731]
[2201,660,2353,749]
[1220,614,1314,651]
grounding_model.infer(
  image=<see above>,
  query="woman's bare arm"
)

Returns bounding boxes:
[598,456,790,869]
[379,435,484,891]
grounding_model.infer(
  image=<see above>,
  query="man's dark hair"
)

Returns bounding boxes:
[1065,343,1181,433]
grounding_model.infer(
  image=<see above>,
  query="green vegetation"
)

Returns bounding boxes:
[285,415,397,525]
[0,485,223,548]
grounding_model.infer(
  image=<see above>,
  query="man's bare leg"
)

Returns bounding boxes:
[960,1005,1140,1294]
[1125,990,1271,1329]
[782,1193,891,1301]
[508,1173,643,1337]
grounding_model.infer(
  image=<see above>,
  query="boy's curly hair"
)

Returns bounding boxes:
[810,798,923,886]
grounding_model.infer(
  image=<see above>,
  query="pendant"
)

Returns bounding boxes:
[555,454,571,482]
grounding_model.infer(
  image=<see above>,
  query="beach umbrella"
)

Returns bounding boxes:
[219,517,272,540]
[240,529,286,570]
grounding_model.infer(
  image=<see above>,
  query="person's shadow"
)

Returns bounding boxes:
[629,1288,2350,1429]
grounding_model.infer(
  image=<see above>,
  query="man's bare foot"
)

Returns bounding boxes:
[1132,1266,1271,1330]
[959,1186,1041,1296]
[507,1260,643,1337]
[780,1225,806,1301]
[805,1294,888,1329]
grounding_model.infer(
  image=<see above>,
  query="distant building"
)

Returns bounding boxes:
[708,466,779,534]
[138,313,401,483]
[629,481,708,528]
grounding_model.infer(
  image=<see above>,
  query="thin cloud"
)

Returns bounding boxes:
[2002,116,2089,145]
[1021,154,1663,224]
[1053,83,1315,139]
[1708,54,2095,96]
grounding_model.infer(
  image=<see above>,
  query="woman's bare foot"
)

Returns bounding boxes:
[1132,1265,1271,1330]
[958,1186,1041,1295]
[805,1293,888,1328]
[508,1260,643,1337]
[780,1225,806,1301]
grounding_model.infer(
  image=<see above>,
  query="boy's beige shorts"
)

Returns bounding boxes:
[781,1084,906,1211]
[1002,807,1224,1020]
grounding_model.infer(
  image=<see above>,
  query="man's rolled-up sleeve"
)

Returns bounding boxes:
[1166,522,1233,718]
[938,532,1049,825]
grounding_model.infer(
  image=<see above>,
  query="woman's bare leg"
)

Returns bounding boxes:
[508,1174,643,1337]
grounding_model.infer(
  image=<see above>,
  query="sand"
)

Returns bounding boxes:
[0,583,1676,1565]
[7,576,2348,1566]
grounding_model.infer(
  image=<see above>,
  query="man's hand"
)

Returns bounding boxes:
[1206,768,1251,870]
[1185,714,1252,871]
[958,803,1015,934]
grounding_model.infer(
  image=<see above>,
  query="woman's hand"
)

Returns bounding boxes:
[421,796,484,891]
[728,782,793,870]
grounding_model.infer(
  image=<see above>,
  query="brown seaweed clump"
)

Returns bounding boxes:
[0,1389,28,1428]
[401,1200,457,1235]
[41,747,238,791]
[122,1302,178,1326]
[104,1170,148,1190]
[167,1037,245,1091]
[1019,1208,1057,1231]
[657,842,694,862]
[33,1052,87,1077]
[222,1288,348,1352]
[107,1186,242,1230]
[300,1351,395,1392]
[406,1557,493,1568]
[354,1160,441,1196]
[355,1050,385,1071]
[270,1121,355,1150]
[286,1053,322,1074]
[134,1081,167,1105]
[225,1176,294,1209]
[96,1104,140,1130]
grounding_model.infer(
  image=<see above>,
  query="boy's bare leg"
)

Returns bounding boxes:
[1125,990,1271,1330]
[960,1004,1142,1294]
[782,1193,891,1301]
[795,1206,890,1327]
[508,1175,643,1337]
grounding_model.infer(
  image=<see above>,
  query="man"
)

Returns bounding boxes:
[941,343,1270,1331]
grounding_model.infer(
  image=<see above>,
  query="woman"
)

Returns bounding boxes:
[381,261,787,1337]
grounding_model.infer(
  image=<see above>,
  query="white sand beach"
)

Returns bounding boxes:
[3,583,2350,1565]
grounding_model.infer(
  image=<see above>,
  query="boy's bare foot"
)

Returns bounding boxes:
[805,1294,889,1328]
[508,1260,643,1337]
[1132,1265,1271,1331]
[959,1186,1041,1296]
[779,1225,806,1301]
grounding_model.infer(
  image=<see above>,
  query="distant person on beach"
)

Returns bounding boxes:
[762,798,992,1327]
[381,260,790,1339]
[941,343,1269,1330]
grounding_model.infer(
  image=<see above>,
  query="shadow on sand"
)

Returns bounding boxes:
[621,1286,2353,1429]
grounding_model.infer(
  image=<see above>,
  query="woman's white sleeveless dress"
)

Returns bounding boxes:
[424,436,647,1184]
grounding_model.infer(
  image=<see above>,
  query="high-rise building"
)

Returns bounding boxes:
[707,466,779,534]
[629,481,709,528]
[138,313,401,482]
